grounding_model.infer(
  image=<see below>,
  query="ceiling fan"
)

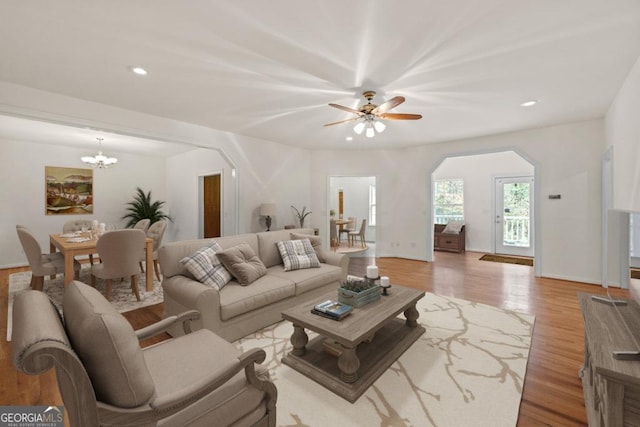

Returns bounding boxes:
[324,91,422,138]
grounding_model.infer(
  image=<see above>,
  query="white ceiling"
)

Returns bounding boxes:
[1,0,640,153]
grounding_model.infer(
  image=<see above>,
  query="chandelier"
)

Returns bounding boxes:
[81,138,118,168]
[353,115,386,138]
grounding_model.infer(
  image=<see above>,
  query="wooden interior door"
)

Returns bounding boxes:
[204,174,221,238]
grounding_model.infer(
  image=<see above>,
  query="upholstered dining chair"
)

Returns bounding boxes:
[329,219,339,251]
[139,220,167,281]
[63,218,96,264]
[348,218,367,248]
[339,216,356,243]
[133,218,150,234]
[12,281,277,427]
[16,225,80,291]
[91,229,145,301]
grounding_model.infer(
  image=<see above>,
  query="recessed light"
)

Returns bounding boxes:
[131,67,148,76]
[520,100,538,107]
[345,136,353,141]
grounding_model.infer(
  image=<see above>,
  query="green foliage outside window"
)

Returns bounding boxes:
[434,179,464,224]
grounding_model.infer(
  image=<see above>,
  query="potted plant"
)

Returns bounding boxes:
[122,187,172,228]
[329,209,336,218]
[291,205,312,228]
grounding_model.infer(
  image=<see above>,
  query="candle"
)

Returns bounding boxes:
[380,276,390,287]
[366,265,378,279]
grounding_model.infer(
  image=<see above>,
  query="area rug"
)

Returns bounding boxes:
[480,254,534,266]
[236,293,535,427]
[336,242,369,254]
[6,266,163,341]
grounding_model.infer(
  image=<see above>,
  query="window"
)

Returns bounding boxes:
[369,185,376,226]
[434,179,464,224]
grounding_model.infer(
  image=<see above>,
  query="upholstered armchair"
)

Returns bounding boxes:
[12,281,277,427]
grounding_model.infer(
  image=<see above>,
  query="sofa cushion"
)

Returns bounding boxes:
[277,239,320,271]
[290,232,326,263]
[63,281,154,408]
[144,329,268,426]
[217,243,267,285]
[219,276,296,320]
[268,264,344,295]
[180,241,232,290]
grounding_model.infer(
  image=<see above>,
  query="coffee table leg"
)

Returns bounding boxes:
[404,303,419,327]
[338,345,360,383]
[290,324,308,356]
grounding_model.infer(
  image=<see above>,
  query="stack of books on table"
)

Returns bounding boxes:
[312,300,353,320]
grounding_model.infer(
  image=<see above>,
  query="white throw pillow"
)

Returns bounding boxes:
[442,220,465,234]
[277,239,320,271]
[180,241,232,290]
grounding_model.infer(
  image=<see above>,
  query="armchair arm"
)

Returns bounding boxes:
[135,310,200,341]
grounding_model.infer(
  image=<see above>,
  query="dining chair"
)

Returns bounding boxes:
[339,216,356,244]
[16,225,80,291]
[348,218,367,248]
[139,220,167,281]
[329,219,339,251]
[133,218,150,234]
[91,229,146,301]
[63,219,96,264]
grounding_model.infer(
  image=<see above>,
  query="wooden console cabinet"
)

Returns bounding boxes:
[579,292,640,426]
[434,224,465,253]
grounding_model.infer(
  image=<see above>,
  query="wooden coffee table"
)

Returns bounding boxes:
[281,285,425,402]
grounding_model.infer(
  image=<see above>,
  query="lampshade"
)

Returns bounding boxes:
[365,126,375,138]
[81,138,117,169]
[353,122,365,135]
[260,203,276,217]
[374,120,386,133]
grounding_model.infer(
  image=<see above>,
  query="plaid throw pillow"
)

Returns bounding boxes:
[180,241,232,290]
[277,239,321,272]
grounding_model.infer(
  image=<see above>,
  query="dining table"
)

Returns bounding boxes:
[49,233,154,290]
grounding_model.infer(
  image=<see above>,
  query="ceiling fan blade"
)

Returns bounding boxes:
[371,96,405,115]
[328,103,364,115]
[324,117,362,127]
[378,112,422,120]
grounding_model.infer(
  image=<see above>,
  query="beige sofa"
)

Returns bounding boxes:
[158,228,349,341]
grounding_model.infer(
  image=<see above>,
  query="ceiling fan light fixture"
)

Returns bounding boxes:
[353,122,365,135]
[365,126,375,138]
[374,120,386,133]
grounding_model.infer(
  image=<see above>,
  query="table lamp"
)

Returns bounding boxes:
[260,203,276,231]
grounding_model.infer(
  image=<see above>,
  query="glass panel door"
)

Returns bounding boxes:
[495,176,534,257]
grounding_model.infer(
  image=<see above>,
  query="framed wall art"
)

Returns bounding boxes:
[45,166,93,215]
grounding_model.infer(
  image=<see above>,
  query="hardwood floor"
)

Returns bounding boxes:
[1,251,629,426]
